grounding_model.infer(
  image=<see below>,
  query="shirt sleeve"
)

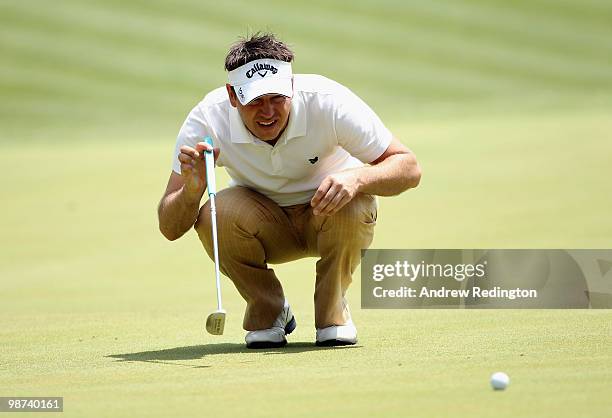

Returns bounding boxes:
[172,105,220,174]
[334,88,393,163]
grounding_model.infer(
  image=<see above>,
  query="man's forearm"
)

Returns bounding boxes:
[355,152,421,196]
[158,186,204,241]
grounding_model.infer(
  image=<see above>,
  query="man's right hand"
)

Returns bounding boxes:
[178,142,220,199]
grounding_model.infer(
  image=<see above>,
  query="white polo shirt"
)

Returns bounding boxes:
[172,74,392,206]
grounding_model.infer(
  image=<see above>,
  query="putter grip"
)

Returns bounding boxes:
[203,136,216,195]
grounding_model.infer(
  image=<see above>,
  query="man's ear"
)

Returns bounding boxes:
[226,84,238,108]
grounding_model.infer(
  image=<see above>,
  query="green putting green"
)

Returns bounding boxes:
[1,0,611,416]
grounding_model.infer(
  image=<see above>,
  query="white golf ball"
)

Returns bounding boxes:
[490,372,510,390]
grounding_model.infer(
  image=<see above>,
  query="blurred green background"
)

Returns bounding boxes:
[2,0,612,138]
[1,1,611,417]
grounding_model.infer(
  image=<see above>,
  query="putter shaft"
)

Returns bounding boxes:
[204,136,225,335]
[209,193,222,311]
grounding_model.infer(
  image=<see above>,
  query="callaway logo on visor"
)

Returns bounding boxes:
[228,59,293,105]
[246,62,278,78]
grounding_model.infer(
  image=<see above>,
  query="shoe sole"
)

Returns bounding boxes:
[246,316,296,349]
[315,339,357,347]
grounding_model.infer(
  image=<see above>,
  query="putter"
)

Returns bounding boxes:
[203,136,226,335]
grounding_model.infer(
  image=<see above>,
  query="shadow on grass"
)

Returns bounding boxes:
[107,342,360,367]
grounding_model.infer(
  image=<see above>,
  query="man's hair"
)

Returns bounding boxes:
[224,32,294,71]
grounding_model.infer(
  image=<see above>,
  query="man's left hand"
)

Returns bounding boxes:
[311,171,361,216]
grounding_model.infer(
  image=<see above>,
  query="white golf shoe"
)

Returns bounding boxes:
[315,320,357,346]
[245,301,296,349]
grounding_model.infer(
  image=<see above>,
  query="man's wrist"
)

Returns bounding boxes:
[352,167,369,195]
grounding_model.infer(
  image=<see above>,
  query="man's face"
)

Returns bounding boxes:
[226,84,292,141]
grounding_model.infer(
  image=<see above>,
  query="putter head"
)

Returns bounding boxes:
[205,310,226,335]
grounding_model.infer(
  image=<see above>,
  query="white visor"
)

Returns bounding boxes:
[228,59,293,105]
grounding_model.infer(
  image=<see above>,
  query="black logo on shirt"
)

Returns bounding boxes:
[308,156,319,164]
[245,62,279,78]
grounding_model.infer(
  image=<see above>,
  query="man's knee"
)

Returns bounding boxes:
[194,200,212,242]
[194,187,244,238]
[325,194,377,231]
[194,186,279,242]
[318,194,377,252]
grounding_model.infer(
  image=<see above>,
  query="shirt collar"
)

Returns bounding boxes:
[229,92,307,144]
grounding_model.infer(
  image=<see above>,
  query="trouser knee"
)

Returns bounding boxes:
[193,187,256,255]
[319,193,377,250]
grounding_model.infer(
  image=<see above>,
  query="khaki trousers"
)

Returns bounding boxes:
[194,186,377,331]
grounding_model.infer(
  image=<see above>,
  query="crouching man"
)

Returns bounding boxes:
[158,33,421,348]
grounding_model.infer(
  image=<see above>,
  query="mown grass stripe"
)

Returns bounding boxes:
[3,0,610,95]
[0,10,551,105]
[213,0,612,89]
[479,0,612,28]
[1,0,611,136]
[298,0,612,70]
[0,25,223,94]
